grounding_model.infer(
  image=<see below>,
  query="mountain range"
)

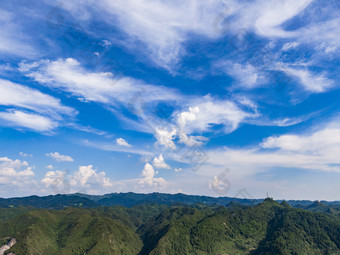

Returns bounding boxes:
[0,193,340,254]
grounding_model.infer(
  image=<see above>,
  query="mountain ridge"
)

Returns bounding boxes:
[1,192,340,210]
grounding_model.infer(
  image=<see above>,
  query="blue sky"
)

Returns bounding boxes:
[0,0,340,200]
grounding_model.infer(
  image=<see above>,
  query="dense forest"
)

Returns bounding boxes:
[0,194,340,254]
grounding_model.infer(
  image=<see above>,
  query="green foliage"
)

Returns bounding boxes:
[1,207,143,255]
[0,200,339,254]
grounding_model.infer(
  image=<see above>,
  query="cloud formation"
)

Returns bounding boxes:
[41,165,112,194]
[0,79,76,132]
[139,163,166,188]
[152,154,171,169]
[46,152,74,162]
[0,157,34,186]
[116,138,131,147]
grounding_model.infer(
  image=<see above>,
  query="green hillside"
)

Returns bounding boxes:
[0,199,339,254]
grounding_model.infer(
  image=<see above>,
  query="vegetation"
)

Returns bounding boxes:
[0,197,339,254]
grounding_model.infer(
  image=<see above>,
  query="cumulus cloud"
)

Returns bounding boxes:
[0,157,34,185]
[179,98,256,134]
[116,138,131,147]
[46,152,74,162]
[176,106,207,146]
[138,163,166,188]
[209,175,230,194]
[69,165,112,187]
[152,154,171,169]
[41,170,68,193]
[154,97,257,149]
[41,165,112,193]
[155,127,177,149]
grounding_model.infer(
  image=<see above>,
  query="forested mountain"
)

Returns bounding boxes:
[1,192,340,210]
[0,198,340,254]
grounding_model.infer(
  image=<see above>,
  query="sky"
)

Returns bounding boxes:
[0,0,340,200]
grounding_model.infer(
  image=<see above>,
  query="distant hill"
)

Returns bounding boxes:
[1,192,340,213]
[0,192,263,209]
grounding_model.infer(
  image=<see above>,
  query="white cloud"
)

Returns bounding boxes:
[154,97,257,149]
[139,163,166,188]
[41,165,112,193]
[176,106,206,147]
[195,121,340,178]
[281,42,300,51]
[116,138,131,147]
[19,58,262,140]
[299,17,340,54]
[209,175,230,194]
[60,0,230,69]
[152,154,171,169]
[19,58,179,107]
[0,110,58,132]
[250,0,312,38]
[41,170,67,190]
[155,127,177,149]
[0,157,34,185]
[216,61,267,89]
[46,165,54,170]
[261,127,340,154]
[46,152,74,162]
[0,79,74,117]
[277,66,333,93]
[19,152,32,157]
[174,168,183,172]
[0,79,76,132]
[99,39,112,47]
[179,98,256,134]
[70,165,112,187]
[59,0,314,70]
[0,10,37,57]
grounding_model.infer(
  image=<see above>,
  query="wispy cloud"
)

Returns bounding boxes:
[214,61,267,89]
[19,58,180,108]
[0,78,76,132]
[58,0,231,70]
[0,9,37,57]
[0,110,58,132]
[0,79,75,117]
[276,66,333,93]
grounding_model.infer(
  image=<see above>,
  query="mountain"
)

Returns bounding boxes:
[0,194,97,209]
[0,198,340,254]
[2,192,340,211]
[0,207,142,254]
